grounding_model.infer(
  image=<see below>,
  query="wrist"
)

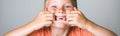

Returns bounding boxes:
[85,20,96,30]
[27,21,43,30]
[77,20,90,30]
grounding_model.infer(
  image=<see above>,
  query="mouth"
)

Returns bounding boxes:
[45,16,66,27]
[50,16,70,29]
[56,16,66,21]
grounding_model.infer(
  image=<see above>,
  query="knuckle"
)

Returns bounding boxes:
[74,14,79,17]
[46,21,52,24]
[67,18,73,21]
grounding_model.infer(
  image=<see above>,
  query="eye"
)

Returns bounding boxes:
[51,6,57,8]
[64,5,71,8]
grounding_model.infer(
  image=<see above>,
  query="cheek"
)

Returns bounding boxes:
[65,9,73,13]
[65,8,74,12]
[47,8,56,13]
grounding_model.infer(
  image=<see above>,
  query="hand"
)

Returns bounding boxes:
[66,7,89,29]
[32,8,55,30]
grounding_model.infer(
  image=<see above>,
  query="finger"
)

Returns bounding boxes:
[41,8,53,14]
[42,12,54,17]
[45,21,53,24]
[68,9,78,14]
[66,13,76,21]
[45,16,55,21]
[39,8,48,14]
[73,7,83,14]
[45,20,53,27]
[44,11,53,14]
[66,10,71,14]
[45,13,54,17]
[66,10,76,14]
[42,7,48,11]
[74,7,78,11]
[66,17,74,22]
[47,14,55,21]
[43,8,54,14]
[67,13,79,18]
[69,21,76,26]
[40,13,54,21]
[45,17,54,21]
[70,10,83,16]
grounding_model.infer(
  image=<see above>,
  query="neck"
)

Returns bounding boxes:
[51,27,70,36]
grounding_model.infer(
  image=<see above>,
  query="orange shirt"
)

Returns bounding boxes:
[28,26,94,36]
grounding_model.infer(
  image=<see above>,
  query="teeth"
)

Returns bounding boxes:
[56,17,66,21]
[59,18,63,20]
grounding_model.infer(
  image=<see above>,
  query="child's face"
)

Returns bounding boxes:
[46,0,74,19]
[45,0,75,28]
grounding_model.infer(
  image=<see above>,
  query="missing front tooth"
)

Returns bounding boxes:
[59,18,64,20]
[56,17,66,21]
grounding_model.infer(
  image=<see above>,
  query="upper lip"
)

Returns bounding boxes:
[56,16,66,18]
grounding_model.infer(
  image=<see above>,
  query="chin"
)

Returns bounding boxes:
[51,23,70,29]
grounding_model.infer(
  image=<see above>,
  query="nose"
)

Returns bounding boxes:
[58,10,64,14]
[55,8,66,16]
[56,9,65,14]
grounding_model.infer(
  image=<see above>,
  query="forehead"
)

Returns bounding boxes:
[49,0,71,2]
[47,0,72,5]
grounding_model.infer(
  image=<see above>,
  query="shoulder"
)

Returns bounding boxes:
[68,26,94,36]
[27,27,51,36]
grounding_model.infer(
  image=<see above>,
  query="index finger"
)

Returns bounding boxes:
[73,7,78,11]
[40,8,53,14]
[66,7,79,14]
[38,8,48,14]
[73,7,83,14]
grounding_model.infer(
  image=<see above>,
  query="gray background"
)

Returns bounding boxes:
[0,0,120,36]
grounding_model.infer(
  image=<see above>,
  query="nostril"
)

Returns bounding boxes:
[58,11,64,13]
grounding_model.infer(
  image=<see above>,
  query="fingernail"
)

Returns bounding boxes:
[70,24,75,26]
